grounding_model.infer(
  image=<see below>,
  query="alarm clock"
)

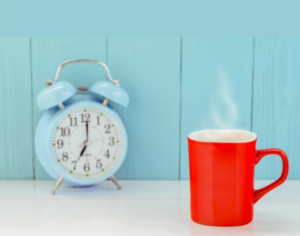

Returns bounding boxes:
[35,60,129,194]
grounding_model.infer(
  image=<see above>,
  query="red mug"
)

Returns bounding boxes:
[188,129,289,226]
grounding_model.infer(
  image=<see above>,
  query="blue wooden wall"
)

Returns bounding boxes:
[0,37,299,180]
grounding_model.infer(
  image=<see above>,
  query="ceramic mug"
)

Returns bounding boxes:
[188,129,289,226]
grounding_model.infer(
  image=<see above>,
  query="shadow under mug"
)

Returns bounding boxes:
[187,129,289,226]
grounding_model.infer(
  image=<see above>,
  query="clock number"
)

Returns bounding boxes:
[72,161,77,170]
[108,137,115,146]
[70,117,78,126]
[62,152,68,161]
[104,149,110,158]
[57,139,64,149]
[96,159,102,169]
[61,127,70,136]
[84,163,90,172]
[97,116,100,125]
[105,124,111,133]
[81,113,90,123]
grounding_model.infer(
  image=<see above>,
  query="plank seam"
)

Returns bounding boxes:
[29,37,35,180]
[106,37,108,65]
[178,37,182,180]
[250,37,256,132]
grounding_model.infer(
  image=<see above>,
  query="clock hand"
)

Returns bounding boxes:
[86,121,89,142]
[78,135,110,148]
[80,145,87,156]
[78,142,89,160]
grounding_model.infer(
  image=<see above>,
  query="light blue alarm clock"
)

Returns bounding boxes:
[35,60,129,194]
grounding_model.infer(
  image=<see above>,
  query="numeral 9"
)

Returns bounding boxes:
[57,139,64,149]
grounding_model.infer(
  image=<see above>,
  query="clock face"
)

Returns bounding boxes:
[52,107,124,180]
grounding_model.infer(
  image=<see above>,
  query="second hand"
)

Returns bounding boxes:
[78,135,110,148]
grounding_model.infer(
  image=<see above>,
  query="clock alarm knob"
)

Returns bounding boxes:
[91,81,129,107]
[37,81,76,110]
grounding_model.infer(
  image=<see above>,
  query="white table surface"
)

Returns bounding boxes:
[0,180,299,236]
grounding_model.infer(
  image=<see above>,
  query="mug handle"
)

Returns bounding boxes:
[254,148,289,204]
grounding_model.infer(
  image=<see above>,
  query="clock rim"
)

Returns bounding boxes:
[35,94,128,186]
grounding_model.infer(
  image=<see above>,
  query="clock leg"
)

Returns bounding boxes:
[51,176,64,195]
[109,175,121,190]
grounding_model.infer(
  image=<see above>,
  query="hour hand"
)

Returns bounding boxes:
[78,145,87,160]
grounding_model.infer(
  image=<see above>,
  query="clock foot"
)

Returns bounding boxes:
[51,176,64,195]
[110,175,121,190]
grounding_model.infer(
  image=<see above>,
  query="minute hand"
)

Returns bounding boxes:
[85,121,89,141]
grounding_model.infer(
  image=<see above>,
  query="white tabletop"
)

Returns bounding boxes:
[0,180,299,236]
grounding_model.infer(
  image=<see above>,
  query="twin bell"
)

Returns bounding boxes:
[36,60,129,110]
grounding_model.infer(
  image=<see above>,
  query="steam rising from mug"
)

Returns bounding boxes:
[198,69,246,140]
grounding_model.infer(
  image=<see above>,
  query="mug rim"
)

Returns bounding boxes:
[188,129,257,143]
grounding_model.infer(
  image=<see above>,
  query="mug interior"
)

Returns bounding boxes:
[188,129,257,143]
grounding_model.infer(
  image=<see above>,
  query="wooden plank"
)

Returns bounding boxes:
[31,38,106,179]
[108,38,181,180]
[0,38,33,179]
[253,38,300,180]
[180,38,253,179]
